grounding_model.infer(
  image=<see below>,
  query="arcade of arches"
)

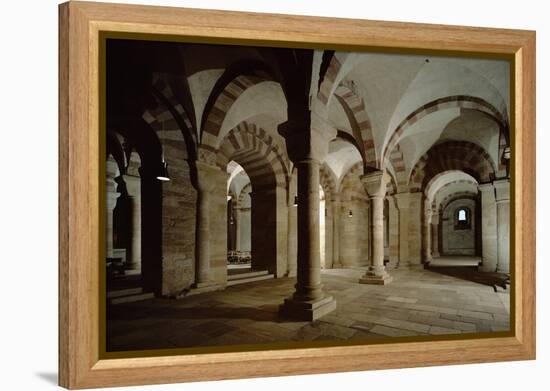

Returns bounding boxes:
[106,40,511,350]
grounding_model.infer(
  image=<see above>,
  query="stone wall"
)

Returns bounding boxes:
[442,198,476,255]
[340,199,369,266]
[208,171,230,284]
[160,137,197,296]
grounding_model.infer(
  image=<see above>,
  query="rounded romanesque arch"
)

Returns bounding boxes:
[333,81,377,169]
[408,140,496,192]
[217,121,291,277]
[382,95,508,166]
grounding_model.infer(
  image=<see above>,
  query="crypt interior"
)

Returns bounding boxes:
[105,40,511,352]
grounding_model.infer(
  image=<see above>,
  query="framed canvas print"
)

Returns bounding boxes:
[58,1,536,389]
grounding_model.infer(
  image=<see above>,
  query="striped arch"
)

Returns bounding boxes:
[409,141,496,192]
[149,74,196,145]
[142,102,195,170]
[438,191,479,214]
[200,74,270,152]
[424,170,478,203]
[106,130,127,174]
[317,54,342,106]
[216,122,290,191]
[320,163,338,202]
[382,95,509,166]
[334,80,377,169]
[387,144,408,191]
[430,180,479,211]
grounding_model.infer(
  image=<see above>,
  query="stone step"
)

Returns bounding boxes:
[107,287,143,298]
[227,269,269,281]
[109,292,155,305]
[227,273,274,287]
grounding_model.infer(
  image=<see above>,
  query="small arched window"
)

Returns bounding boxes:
[455,207,471,230]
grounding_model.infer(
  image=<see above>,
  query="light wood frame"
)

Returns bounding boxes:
[59,1,536,389]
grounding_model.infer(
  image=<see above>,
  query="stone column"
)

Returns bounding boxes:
[286,201,298,277]
[106,191,119,259]
[431,210,440,258]
[286,171,298,277]
[295,158,323,297]
[394,192,410,267]
[278,112,337,320]
[387,196,399,267]
[234,207,242,251]
[123,174,142,272]
[479,183,498,272]
[194,161,220,288]
[494,179,510,273]
[359,170,392,285]
[408,192,423,265]
[331,195,342,268]
[422,207,432,265]
[105,158,120,259]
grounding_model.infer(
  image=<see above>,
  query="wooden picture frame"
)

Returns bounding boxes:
[59,1,536,389]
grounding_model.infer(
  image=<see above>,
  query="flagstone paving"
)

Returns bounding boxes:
[107,266,510,352]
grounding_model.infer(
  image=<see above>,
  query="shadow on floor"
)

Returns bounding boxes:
[35,372,57,385]
[108,302,290,323]
[426,266,509,291]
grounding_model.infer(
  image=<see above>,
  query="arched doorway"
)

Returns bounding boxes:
[225,161,276,286]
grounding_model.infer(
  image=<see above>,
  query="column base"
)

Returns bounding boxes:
[190,281,223,295]
[286,270,297,278]
[332,262,343,269]
[279,295,336,321]
[359,274,393,285]
[478,263,496,273]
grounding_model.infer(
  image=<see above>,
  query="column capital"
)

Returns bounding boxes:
[195,160,223,192]
[196,145,218,166]
[122,174,141,197]
[478,182,494,192]
[493,178,510,203]
[106,158,120,179]
[106,191,120,210]
[330,193,342,204]
[360,169,385,198]
[278,111,337,163]
[394,192,410,210]
[408,191,424,201]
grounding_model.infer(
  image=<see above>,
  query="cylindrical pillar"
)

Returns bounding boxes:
[106,192,119,258]
[368,195,385,273]
[423,208,432,264]
[332,196,341,268]
[494,179,510,274]
[431,215,440,258]
[279,158,336,320]
[123,174,141,272]
[293,158,323,301]
[234,208,241,252]
[359,170,392,284]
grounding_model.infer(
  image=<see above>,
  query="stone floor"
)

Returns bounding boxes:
[106,264,510,352]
